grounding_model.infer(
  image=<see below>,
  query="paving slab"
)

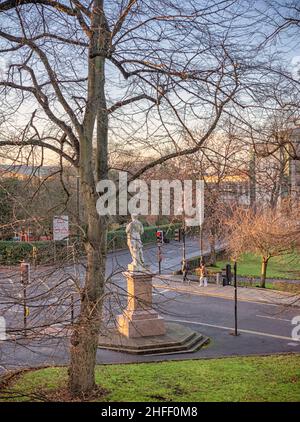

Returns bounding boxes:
[153,275,300,308]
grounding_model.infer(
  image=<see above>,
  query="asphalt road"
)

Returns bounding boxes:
[107,236,208,275]
[0,239,299,373]
[0,237,211,339]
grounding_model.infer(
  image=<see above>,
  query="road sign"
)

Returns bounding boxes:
[53,215,69,241]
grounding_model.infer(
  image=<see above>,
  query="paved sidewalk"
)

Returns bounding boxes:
[153,275,300,308]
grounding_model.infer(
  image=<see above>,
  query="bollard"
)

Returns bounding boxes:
[32,246,37,268]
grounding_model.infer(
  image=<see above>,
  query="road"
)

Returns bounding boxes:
[0,238,299,372]
[0,280,300,372]
[107,236,209,275]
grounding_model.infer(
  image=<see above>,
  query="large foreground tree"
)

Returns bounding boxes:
[0,0,275,396]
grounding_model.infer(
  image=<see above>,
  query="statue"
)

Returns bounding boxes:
[126,214,146,271]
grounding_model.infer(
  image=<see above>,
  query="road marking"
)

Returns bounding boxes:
[256,314,291,322]
[167,318,300,342]
[287,342,300,347]
[153,289,170,296]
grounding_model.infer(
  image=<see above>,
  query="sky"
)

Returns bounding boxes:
[0,0,299,166]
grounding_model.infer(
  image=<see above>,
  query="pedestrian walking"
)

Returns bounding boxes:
[199,261,208,287]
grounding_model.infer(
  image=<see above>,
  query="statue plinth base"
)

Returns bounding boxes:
[117,269,166,338]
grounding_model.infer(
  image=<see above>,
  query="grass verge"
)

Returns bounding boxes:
[215,253,300,281]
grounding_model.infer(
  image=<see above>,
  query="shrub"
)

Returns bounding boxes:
[0,223,183,265]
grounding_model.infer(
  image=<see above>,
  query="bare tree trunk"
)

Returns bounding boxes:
[260,256,268,288]
[68,162,108,395]
[69,0,109,396]
[210,235,217,266]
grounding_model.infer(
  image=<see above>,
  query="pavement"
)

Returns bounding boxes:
[153,275,300,308]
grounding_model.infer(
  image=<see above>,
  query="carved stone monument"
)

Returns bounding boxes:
[117,214,166,338]
[125,214,146,273]
[98,215,209,354]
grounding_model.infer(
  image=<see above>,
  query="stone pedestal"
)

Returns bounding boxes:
[117,269,166,338]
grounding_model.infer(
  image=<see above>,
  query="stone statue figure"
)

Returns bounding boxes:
[126,214,145,271]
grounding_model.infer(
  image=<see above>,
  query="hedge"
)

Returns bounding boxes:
[0,240,70,265]
[0,223,183,265]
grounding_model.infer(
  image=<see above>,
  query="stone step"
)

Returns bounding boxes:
[124,334,208,355]
[98,324,210,355]
[100,331,196,351]
[147,335,210,356]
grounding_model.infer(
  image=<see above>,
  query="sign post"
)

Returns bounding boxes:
[157,243,162,275]
[20,261,30,336]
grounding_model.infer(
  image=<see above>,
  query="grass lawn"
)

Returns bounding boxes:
[1,354,300,402]
[215,252,300,280]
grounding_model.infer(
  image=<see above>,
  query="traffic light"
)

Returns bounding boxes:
[156,230,163,244]
[174,228,181,241]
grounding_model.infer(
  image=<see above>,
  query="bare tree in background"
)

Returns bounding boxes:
[262,1,300,44]
[226,203,300,288]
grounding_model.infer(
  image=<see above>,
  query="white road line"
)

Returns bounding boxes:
[256,314,291,322]
[168,318,300,342]
[287,342,300,347]
[153,289,170,296]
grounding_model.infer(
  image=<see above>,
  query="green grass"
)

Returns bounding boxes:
[215,252,300,280]
[1,355,300,402]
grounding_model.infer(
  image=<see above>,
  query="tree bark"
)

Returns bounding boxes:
[210,235,216,266]
[68,0,109,397]
[68,178,107,396]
